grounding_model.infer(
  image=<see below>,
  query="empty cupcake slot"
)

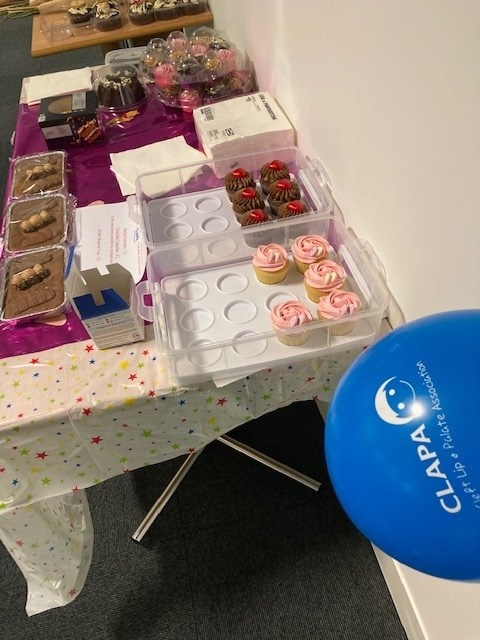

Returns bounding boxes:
[175,279,208,302]
[223,300,257,324]
[265,291,299,310]
[232,331,268,358]
[164,222,193,240]
[159,202,188,219]
[179,307,215,332]
[186,339,222,367]
[194,196,223,213]
[164,244,199,267]
[200,216,229,234]
[216,273,248,295]
[206,238,238,257]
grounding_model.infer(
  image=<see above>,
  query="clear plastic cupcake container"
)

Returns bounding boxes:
[131,146,388,384]
[143,27,256,111]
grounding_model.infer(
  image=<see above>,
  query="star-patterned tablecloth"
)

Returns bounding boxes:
[0,325,363,615]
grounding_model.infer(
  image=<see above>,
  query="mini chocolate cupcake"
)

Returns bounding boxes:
[181,0,206,14]
[94,0,122,31]
[153,0,180,20]
[128,0,154,24]
[232,187,265,219]
[277,199,311,237]
[239,208,274,248]
[224,167,256,201]
[68,0,93,24]
[260,159,290,194]
[267,178,301,216]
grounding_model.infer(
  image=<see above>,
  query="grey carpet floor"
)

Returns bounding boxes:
[0,15,408,640]
[0,400,408,640]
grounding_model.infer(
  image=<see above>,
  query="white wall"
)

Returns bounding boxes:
[209,0,480,323]
[208,2,480,638]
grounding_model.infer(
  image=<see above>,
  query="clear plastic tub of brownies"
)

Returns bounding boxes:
[0,246,69,324]
[10,151,68,200]
[2,193,76,256]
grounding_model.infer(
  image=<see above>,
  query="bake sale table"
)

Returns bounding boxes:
[0,71,369,616]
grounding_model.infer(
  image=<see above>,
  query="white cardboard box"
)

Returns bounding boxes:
[69,264,145,350]
[193,92,295,176]
[69,201,147,349]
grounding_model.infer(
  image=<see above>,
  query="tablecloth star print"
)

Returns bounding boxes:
[0,328,364,615]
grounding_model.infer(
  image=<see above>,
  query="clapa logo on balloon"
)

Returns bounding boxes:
[375,376,423,425]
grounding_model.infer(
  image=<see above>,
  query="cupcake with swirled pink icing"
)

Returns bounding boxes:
[252,243,289,285]
[291,234,330,274]
[304,259,346,302]
[270,300,313,346]
[317,289,362,335]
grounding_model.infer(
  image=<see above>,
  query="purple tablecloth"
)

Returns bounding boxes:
[1,93,199,359]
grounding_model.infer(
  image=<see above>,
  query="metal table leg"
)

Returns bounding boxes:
[132,449,203,542]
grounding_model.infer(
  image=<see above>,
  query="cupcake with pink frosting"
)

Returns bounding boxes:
[317,289,362,335]
[291,234,330,274]
[304,259,346,302]
[270,300,313,346]
[252,243,289,285]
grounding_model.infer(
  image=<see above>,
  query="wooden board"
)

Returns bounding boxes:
[31,8,213,57]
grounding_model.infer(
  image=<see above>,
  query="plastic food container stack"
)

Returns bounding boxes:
[132,146,388,384]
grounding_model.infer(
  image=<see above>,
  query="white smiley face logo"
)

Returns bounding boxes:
[375,376,422,425]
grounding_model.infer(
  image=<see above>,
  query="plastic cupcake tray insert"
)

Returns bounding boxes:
[137,213,388,385]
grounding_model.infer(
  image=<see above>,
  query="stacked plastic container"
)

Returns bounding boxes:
[130,145,389,384]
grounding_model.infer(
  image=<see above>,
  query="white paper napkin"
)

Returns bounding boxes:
[109,136,206,197]
[23,67,93,105]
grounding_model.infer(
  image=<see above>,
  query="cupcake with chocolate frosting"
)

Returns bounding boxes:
[232,187,265,219]
[267,179,301,215]
[68,0,93,24]
[224,168,256,201]
[239,208,274,247]
[277,199,311,236]
[94,0,122,31]
[128,0,154,25]
[260,159,290,194]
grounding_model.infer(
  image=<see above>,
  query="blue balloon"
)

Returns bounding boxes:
[325,309,480,580]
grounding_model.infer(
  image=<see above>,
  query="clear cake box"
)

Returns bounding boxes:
[128,145,334,250]
[136,212,389,385]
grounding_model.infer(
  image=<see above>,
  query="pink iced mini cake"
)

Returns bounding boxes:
[252,243,289,285]
[270,300,313,346]
[304,259,346,302]
[317,289,362,335]
[291,234,330,274]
